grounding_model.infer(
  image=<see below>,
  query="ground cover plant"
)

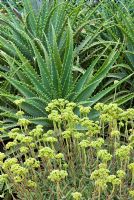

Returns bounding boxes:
[0,99,134,199]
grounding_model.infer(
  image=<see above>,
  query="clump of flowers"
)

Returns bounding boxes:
[72,192,82,200]
[97,149,112,164]
[0,99,134,199]
[48,169,68,182]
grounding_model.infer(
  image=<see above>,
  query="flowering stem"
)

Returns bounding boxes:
[98,187,101,200]
[131,174,134,187]
[110,185,115,199]
[119,182,122,198]
[56,182,61,200]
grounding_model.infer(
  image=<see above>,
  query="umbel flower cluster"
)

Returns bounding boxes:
[0,99,134,200]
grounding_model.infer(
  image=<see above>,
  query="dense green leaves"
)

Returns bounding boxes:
[0,27,131,126]
[0,0,133,127]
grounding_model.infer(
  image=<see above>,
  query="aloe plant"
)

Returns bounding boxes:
[0,22,133,128]
[0,0,133,129]
[0,0,113,68]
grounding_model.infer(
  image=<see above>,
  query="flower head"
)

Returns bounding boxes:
[0,152,6,162]
[116,145,132,161]
[129,190,134,198]
[17,118,31,127]
[48,169,68,182]
[16,111,24,117]
[0,174,8,183]
[24,158,40,168]
[6,141,17,150]
[27,180,37,188]
[128,163,134,173]
[55,153,64,160]
[14,98,25,106]
[116,170,126,179]
[90,138,104,149]
[20,146,29,154]
[2,158,18,170]
[79,140,90,148]
[38,147,55,159]
[72,192,82,200]
[107,175,121,185]
[97,149,112,163]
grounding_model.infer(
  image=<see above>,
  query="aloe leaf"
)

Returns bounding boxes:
[74,44,111,93]
[0,73,35,98]
[88,73,134,106]
[51,25,63,76]
[114,93,134,105]
[61,22,73,97]
[23,0,37,35]
[43,33,61,99]
[73,44,120,102]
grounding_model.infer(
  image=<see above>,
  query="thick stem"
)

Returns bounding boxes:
[98,186,101,200]
[56,182,60,200]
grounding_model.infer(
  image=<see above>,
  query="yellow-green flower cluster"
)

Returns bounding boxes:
[107,175,121,186]
[62,129,72,139]
[72,192,82,200]
[111,130,120,138]
[116,170,126,179]
[10,164,28,176]
[46,99,70,112]
[20,146,29,154]
[38,147,55,159]
[78,105,91,115]
[97,149,112,163]
[94,103,123,122]
[90,164,109,190]
[16,111,25,117]
[43,136,57,143]
[8,128,21,139]
[48,169,68,182]
[27,180,37,188]
[90,138,104,149]
[120,108,134,121]
[128,163,134,175]
[116,145,132,162]
[0,99,133,199]
[5,141,17,150]
[81,118,100,135]
[129,190,134,198]
[24,158,40,168]
[22,136,33,144]
[29,125,43,137]
[48,110,62,123]
[2,158,18,170]
[79,139,90,148]
[17,118,31,127]
[0,174,8,183]
[0,152,5,165]
[73,131,84,139]
[55,153,64,160]
[14,98,25,106]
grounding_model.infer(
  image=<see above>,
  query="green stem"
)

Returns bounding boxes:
[131,173,134,187]
[113,87,117,102]
[56,182,60,200]
[98,186,101,200]
[119,182,122,198]
[110,185,115,199]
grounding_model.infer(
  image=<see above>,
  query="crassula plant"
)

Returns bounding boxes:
[0,99,134,199]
